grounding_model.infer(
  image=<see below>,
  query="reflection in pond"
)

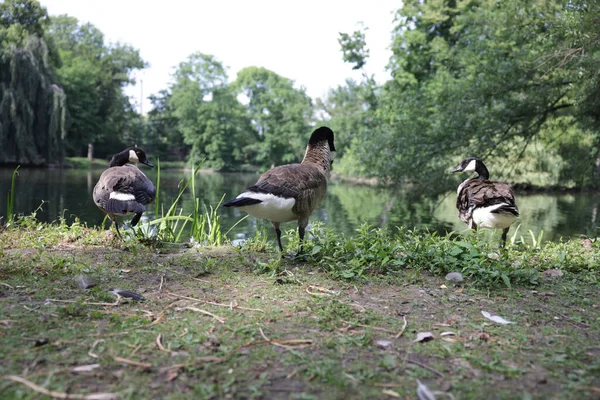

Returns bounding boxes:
[1,167,599,243]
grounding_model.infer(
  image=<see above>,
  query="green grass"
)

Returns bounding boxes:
[1,219,600,399]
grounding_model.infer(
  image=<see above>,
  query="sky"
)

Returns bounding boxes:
[39,0,400,114]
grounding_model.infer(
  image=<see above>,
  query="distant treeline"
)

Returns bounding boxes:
[2,0,600,190]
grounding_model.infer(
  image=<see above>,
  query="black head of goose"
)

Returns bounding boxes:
[451,157,519,247]
[223,126,336,257]
[93,147,156,239]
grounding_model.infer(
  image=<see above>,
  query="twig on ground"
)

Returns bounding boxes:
[166,292,264,312]
[395,316,408,339]
[1,375,118,399]
[46,294,121,307]
[342,320,396,334]
[306,285,338,297]
[149,312,167,326]
[159,274,165,292]
[0,282,14,289]
[128,344,142,358]
[286,368,298,379]
[156,334,172,353]
[259,327,313,350]
[112,356,151,369]
[382,389,401,398]
[0,320,15,327]
[88,339,104,359]
[179,306,225,324]
[407,358,444,378]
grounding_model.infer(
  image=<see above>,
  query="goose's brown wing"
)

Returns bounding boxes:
[457,179,518,223]
[249,164,328,216]
[94,166,156,207]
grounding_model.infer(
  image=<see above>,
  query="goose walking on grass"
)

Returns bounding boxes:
[451,157,519,247]
[93,147,156,239]
[223,126,336,257]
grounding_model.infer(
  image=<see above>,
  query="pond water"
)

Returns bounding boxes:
[1,167,599,244]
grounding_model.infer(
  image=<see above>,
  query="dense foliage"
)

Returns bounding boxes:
[0,0,67,165]
[324,0,600,189]
[1,0,599,188]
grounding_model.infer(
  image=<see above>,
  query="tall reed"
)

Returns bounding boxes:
[139,162,236,245]
[5,166,19,225]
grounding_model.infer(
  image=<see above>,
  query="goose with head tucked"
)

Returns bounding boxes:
[451,157,519,247]
[93,147,156,239]
[223,126,335,257]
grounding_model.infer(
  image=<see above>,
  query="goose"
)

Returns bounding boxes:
[223,126,336,257]
[451,157,519,247]
[93,147,156,239]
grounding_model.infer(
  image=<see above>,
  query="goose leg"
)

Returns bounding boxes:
[295,218,309,260]
[469,219,477,231]
[112,218,123,240]
[272,222,284,253]
[501,227,509,248]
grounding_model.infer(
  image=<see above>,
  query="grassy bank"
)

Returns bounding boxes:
[1,218,599,399]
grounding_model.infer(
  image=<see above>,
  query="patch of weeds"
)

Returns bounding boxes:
[253,257,284,276]
[296,223,599,287]
[57,302,88,318]
[238,227,271,253]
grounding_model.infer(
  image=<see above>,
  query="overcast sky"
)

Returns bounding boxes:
[40,0,399,113]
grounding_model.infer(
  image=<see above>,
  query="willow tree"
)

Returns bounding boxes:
[0,0,68,166]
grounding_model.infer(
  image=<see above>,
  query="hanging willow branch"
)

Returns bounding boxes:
[0,35,68,166]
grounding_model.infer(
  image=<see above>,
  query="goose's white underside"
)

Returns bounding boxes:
[109,192,136,201]
[237,192,296,223]
[473,204,517,229]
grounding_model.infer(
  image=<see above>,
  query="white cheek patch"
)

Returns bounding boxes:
[110,192,135,201]
[129,150,139,162]
[463,159,477,172]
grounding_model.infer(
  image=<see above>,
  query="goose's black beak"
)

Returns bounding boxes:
[142,160,154,168]
[451,166,462,173]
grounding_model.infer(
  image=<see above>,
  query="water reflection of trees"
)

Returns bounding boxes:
[2,168,599,242]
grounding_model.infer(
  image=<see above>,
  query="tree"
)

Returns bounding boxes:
[232,66,313,168]
[0,0,67,166]
[0,0,48,48]
[169,53,252,170]
[343,0,600,189]
[47,15,146,158]
[144,90,187,161]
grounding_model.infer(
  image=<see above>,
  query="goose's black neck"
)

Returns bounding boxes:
[475,162,490,180]
[109,150,130,167]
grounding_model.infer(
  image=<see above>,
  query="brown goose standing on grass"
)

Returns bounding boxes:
[451,157,519,247]
[93,147,156,239]
[223,126,336,257]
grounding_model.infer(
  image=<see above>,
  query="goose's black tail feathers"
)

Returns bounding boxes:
[491,203,519,216]
[222,197,262,208]
[104,199,146,216]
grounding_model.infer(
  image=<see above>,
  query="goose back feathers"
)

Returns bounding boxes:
[223,126,335,255]
[93,147,156,237]
[452,157,519,246]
